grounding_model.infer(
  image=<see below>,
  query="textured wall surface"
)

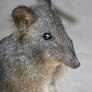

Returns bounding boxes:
[0,0,92,92]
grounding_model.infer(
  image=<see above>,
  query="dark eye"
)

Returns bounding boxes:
[43,33,52,40]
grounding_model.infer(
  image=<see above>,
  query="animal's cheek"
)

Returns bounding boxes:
[41,49,55,59]
[40,49,61,69]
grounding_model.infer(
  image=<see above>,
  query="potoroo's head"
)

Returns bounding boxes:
[12,0,80,69]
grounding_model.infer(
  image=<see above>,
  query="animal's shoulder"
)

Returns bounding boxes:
[0,35,17,60]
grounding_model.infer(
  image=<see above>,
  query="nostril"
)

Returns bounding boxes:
[72,54,80,69]
[72,60,80,69]
[73,64,80,69]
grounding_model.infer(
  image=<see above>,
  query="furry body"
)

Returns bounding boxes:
[0,0,80,92]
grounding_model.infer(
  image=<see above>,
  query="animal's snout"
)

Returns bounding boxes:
[63,55,80,69]
[71,57,80,69]
[68,47,80,69]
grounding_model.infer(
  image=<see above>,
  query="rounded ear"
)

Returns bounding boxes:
[12,6,36,29]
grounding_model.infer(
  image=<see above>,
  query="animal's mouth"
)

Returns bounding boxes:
[63,57,80,69]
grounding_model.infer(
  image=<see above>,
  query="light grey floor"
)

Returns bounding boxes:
[0,0,92,92]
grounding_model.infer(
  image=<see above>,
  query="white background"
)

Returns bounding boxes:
[0,0,92,92]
